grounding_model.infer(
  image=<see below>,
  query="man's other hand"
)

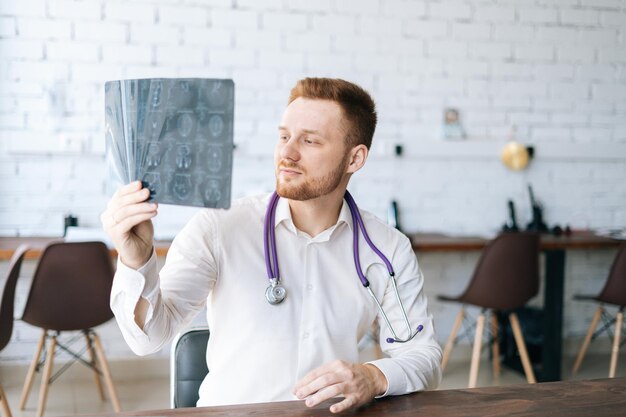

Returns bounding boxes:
[293,360,388,413]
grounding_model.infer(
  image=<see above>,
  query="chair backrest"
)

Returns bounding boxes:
[596,243,626,308]
[0,245,29,351]
[21,241,114,331]
[457,232,540,310]
[170,327,210,408]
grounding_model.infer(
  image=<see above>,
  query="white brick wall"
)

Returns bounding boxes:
[74,21,128,42]
[131,23,180,45]
[0,1,47,17]
[1,0,625,365]
[160,5,209,26]
[48,0,101,20]
[105,2,156,23]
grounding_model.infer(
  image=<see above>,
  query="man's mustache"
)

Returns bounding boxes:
[278,161,305,173]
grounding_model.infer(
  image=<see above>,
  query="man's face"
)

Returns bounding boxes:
[274,98,350,201]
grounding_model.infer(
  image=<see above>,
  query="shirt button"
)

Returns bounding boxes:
[303,332,309,339]
[307,284,314,291]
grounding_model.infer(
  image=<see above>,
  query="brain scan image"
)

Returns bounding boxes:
[209,115,224,138]
[106,78,234,208]
[172,174,192,200]
[147,143,162,168]
[176,145,192,170]
[204,179,223,206]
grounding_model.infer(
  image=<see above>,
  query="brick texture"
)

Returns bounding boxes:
[0,0,625,364]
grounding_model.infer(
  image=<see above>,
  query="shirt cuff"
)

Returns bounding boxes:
[365,358,406,398]
[111,249,159,338]
[134,249,159,298]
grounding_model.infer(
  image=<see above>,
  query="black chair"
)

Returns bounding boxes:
[438,232,540,388]
[0,245,29,417]
[170,327,210,408]
[18,242,120,417]
[572,243,626,378]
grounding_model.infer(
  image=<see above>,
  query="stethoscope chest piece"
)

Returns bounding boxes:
[265,279,286,305]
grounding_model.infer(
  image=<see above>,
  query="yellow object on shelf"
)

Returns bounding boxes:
[501,141,530,171]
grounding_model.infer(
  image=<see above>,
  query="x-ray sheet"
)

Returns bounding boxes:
[105,78,234,209]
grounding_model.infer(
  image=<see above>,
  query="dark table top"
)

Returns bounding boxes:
[76,378,626,417]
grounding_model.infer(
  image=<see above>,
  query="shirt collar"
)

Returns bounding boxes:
[273,194,355,239]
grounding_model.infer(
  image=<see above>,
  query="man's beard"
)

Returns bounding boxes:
[275,157,348,201]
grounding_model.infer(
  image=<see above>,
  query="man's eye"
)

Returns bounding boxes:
[280,135,288,141]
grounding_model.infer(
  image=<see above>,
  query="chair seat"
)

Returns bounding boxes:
[437,294,462,303]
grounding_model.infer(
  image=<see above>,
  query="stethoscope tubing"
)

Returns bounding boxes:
[264,192,280,279]
[344,191,394,281]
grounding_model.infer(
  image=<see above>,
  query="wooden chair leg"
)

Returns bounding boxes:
[92,332,121,412]
[468,312,485,388]
[0,383,13,417]
[491,312,501,381]
[442,308,464,371]
[84,331,105,400]
[572,306,603,376]
[20,330,47,410]
[36,334,57,417]
[609,310,623,378]
[509,312,536,384]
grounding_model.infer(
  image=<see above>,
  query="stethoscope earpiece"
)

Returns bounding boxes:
[386,324,424,344]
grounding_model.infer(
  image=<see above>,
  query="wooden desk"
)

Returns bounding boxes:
[410,232,621,252]
[409,231,622,382]
[2,232,620,382]
[0,237,171,261]
[76,378,626,417]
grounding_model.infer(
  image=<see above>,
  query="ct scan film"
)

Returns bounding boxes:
[105,78,234,209]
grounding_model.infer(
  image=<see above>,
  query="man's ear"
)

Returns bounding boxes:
[346,144,368,174]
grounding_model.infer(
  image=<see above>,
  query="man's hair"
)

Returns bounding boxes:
[288,78,377,150]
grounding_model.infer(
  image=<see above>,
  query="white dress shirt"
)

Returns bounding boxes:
[110,193,442,406]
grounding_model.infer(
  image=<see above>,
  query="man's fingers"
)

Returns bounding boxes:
[114,202,157,224]
[294,360,344,393]
[296,363,330,386]
[303,383,343,408]
[108,181,147,211]
[113,180,143,199]
[116,188,152,212]
[296,372,342,399]
[108,186,151,212]
[114,211,157,233]
[104,202,156,231]
[329,396,357,414]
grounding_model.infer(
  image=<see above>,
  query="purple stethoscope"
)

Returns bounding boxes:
[263,191,423,344]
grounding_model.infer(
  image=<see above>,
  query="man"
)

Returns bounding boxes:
[102,78,441,413]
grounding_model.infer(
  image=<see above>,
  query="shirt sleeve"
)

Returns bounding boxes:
[109,209,219,356]
[365,234,442,397]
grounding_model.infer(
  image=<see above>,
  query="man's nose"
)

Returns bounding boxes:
[280,137,300,161]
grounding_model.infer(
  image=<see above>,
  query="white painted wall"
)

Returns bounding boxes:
[1,0,625,366]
